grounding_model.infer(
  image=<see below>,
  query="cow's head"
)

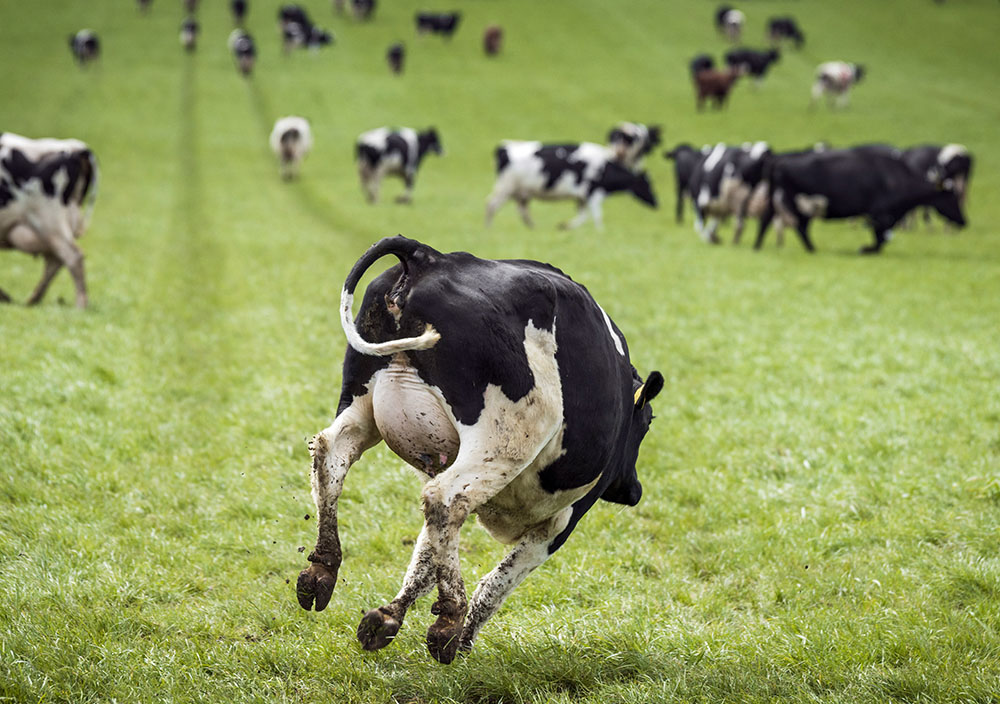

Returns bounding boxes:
[603,370,664,506]
[853,64,866,83]
[419,128,443,157]
[930,188,967,228]
[629,170,658,208]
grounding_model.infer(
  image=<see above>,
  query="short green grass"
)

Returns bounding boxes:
[2,0,999,702]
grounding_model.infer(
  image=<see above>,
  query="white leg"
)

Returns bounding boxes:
[516,198,534,227]
[484,187,509,227]
[587,194,605,231]
[560,201,591,230]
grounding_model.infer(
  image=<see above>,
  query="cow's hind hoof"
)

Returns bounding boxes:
[426,600,466,664]
[296,562,337,611]
[858,245,881,255]
[357,607,401,650]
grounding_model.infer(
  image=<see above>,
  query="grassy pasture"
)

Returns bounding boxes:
[2,0,1000,701]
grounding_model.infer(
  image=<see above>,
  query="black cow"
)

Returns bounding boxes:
[767,16,805,48]
[279,4,333,51]
[231,0,248,25]
[69,30,100,66]
[485,141,658,229]
[1,133,99,308]
[386,43,405,74]
[352,0,376,20]
[296,235,664,664]
[228,30,256,75]
[900,144,973,227]
[725,47,780,83]
[415,12,461,37]
[663,143,704,224]
[755,149,967,253]
[690,53,715,77]
[356,127,443,203]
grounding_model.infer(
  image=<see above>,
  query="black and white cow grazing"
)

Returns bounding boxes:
[715,5,745,41]
[69,30,100,66]
[1,133,99,308]
[686,141,771,243]
[180,18,200,52]
[415,12,461,37]
[269,117,313,181]
[485,141,657,230]
[755,149,967,253]
[279,5,334,51]
[724,47,780,83]
[663,144,704,224]
[231,0,248,25]
[296,235,664,664]
[607,122,662,171]
[352,0,376,20]
[690,53,716,77]
[356,127,442,204]
[228,29,257,75]
[767,16,805,48]
[386,43,405,74]
[811,62,866,108]
[902,144,973,206]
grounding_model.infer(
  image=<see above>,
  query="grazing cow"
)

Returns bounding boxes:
[1,133,99,308]
[663,144,705,224]
[356,127,442,204]
[715,6,745,41]
[686,141,771,243]
[295,235,664,664]
[811,61,865,108]
[415,12,461,37]
[269,117,313,181]
[352,0,376,20]
[184,0,198,12]
[180,18,199,52]
[485,141,657,230]
[690,53,715,77]
[694,67,741,110]
[755,149,966,253]
[231,0,248,25]
[483,25,503,56]
[901,143,973,227]
[136,0,152,13]
[228,30,257,76]
[69,30,100,66]
[279,5,334,51]
[767,16,805,48]
[606,122,662,171]
[386,43,405,74]
[725,48,780,84]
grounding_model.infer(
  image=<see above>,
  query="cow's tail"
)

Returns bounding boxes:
[340,235,441,356]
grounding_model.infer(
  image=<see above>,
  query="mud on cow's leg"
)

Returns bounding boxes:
[297,397,380,612]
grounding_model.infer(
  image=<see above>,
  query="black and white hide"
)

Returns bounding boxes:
[724,47,780,84]
[485,141,657,230]
[228,29,257,76]
[269,117,313,181]
[295,235,664,664]
[180,18,200,52]
[355,127,443,204]
[0,133,99,308]
[811,61,866,108]
[901,143,973,216]
[663,143,705,224]
[606,122,662,171]
[686,141,772,243]
[715,6,745,41]
[69,30,100,66]
[279,4,333,51]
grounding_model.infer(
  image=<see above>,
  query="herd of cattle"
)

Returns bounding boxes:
[1,0,980,665]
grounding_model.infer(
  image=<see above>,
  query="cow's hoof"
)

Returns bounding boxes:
[0,291,11,304]
[858,246,880,255]
[426,600,466,664]
[357,607,401,650]
[296,562,337,611]
[394,195,412,205]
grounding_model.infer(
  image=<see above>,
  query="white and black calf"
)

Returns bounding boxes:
[755,148,967,253]
[486,141,657,230]
[228,30,257,75]
[69,30,100,66]
[296,235,664,664]
[356,127,442,204]
[1,133,98,308]
[812,61,865,108]
[415,12,461,37]
[269,117,313,181]
[607,122,661,171]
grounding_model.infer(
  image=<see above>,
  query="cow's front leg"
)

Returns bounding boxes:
[26,255,63,306]
[395,172,415,204]
[297,396,381,611]
[515,198,534,228]
[459,507,573,653]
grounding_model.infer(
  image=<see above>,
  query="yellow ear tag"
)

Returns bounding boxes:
[634,383,646,406]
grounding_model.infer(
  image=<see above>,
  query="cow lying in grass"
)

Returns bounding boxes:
[296,235,663,663]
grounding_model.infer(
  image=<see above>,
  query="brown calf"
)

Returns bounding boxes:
[694,67,741,110]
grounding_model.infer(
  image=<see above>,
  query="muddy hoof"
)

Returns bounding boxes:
[357,607,401,651]
[426,600,466,664]
[296,562,337,611]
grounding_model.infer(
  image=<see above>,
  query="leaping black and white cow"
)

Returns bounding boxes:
[356,127,443,204]
[485,141,657,230]
[1,133,99,308]
[296,235,664,664]
[755,148,967,253]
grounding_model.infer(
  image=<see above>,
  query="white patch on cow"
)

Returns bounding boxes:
[884,229,894,241]
[749,141,769,160]
[598,305,625,357]
[938,143,967,167]
[697,185,710,208]
[794,194,829,217]
[702,143,727,174]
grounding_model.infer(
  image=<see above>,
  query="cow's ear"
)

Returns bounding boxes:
[634,371,664,408]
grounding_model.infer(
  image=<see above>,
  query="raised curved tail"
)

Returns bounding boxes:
[340,235,441,356]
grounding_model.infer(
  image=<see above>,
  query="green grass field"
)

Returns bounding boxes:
[2,0,1000,701]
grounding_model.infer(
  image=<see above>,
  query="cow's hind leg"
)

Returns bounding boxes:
[395,172,415,204]
[26,255,63,306]
[297,394,381,612]
[458,506,573,652]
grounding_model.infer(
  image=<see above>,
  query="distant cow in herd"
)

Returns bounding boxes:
[767,16,805,48]
[1,133,99,308]
[269,116,313,181]
[812,61,866,108]
[180,18,200,52]
[485,140,657,230]
[295,235,663,664]
[279,4,334,51]
[416,12,461,38]
[69,30,100,66]
[715,5,745,41]
[228,29,257,75]
[725,48,780,84]
[607,122,662,171]
[231,0,248,25]
[483,25,503,56]
[356,127,443,204]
